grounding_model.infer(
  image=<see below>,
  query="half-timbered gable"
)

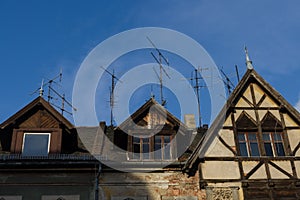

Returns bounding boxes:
[185,68,300,200]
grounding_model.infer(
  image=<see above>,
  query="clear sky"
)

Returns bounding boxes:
[1,1,300,126]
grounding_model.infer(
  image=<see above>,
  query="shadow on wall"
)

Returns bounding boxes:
[99,171,205,200]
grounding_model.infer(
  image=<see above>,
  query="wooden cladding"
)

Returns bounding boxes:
[19,109,60,129]
[10,128,62,154]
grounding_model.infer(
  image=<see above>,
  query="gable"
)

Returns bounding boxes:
[0,97,76,154]
[117,98,186,132]
[185,68,300,173]
[19,109,60,129]
[0,96,73,130]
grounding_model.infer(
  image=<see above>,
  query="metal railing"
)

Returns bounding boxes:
[0,154,108,161]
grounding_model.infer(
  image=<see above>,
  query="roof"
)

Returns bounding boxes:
[184,68,300,172]
[0,96,74,130]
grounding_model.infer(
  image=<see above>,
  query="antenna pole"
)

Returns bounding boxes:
[235,65,240,82]
[194,69,202,127]
[220,68,235,95]
[110,70,115,126]
[100,67,122,126]
[148,37,170,106]
[47,80,52,102]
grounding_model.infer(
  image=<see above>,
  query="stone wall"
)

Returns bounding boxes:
[99,171,205,200]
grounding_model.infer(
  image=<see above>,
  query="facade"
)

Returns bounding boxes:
[0,97,99,199]
[0,54,300,199]
[185,68,300,199]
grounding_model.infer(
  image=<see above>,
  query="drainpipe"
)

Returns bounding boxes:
[95,163,102,200]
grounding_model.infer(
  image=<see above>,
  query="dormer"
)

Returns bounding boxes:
[114,98,192,161]
[0,96,76,156]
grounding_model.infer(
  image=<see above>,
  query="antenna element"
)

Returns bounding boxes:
[147,36,170,106]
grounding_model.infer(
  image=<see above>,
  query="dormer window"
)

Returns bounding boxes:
[130,134,173,160]
[22,133,51,156]
[132,136,150,160]
[154,135,171,160]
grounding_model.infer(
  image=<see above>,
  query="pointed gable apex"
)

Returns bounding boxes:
[116,97,188,131]
[0,96,74,130]
[184,68,300,173]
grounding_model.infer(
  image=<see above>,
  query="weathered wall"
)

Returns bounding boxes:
[99,171,205,200]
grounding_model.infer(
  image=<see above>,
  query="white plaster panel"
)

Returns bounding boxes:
[260,96,278,108]
[242,161,260,174]
[287,129,300,155]
[253,83,264,104]
[242,161,267,179]
[201,161,240,179]
[244,110,256,122]
[269,161,292,179]
[223,116,232,127]
[284,114,298,127]
[269,110,281,121]
[243,86,253,105]
[258,110,268,121]
[205,136,234,157]
[219,129,235,147]
[236,98,251,107]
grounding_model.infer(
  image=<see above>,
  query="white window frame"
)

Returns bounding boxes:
[22,133,51,155]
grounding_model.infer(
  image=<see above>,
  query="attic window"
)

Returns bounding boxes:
[238,132,260,157]
[132,136,150,160]
[263,132,285,156]
[22,133,51,156]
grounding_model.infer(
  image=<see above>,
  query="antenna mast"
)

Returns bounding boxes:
[190,67,208,127]
[194,69,202,127]
[147,36,170,106]
[235,65,240,82]
[220,68,235,96]
[31,68,76,116]
[100,66,122,126]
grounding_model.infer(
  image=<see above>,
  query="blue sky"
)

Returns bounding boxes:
[1,1,300,126]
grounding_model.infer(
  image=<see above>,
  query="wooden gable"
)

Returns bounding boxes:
[0,96,73,130]
[113,98,192,162]
[0,97,75,154]
[116,97,187,133]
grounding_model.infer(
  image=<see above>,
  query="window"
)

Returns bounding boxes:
[154,135,171,160]
[132,136,150,160]
[130,135,173,160]
[22,133,51,156]
[263,132,285,156]
[238,132,260,157]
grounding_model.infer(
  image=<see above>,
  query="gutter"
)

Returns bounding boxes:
[95,163,102,200]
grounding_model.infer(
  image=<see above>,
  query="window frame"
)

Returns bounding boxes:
[129,134,174,161]
[22,132,51,156]
[132,136,150,160]
[238,132,260,157]
[262,132,285,157]
[154,135,173,160]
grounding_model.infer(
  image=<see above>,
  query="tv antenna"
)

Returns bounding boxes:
[100,66,122,126]
[220,68,235,96]
[147,36,170,106]
[235,65,240,82]
[31,69,76,116]
[190,67,209,127]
